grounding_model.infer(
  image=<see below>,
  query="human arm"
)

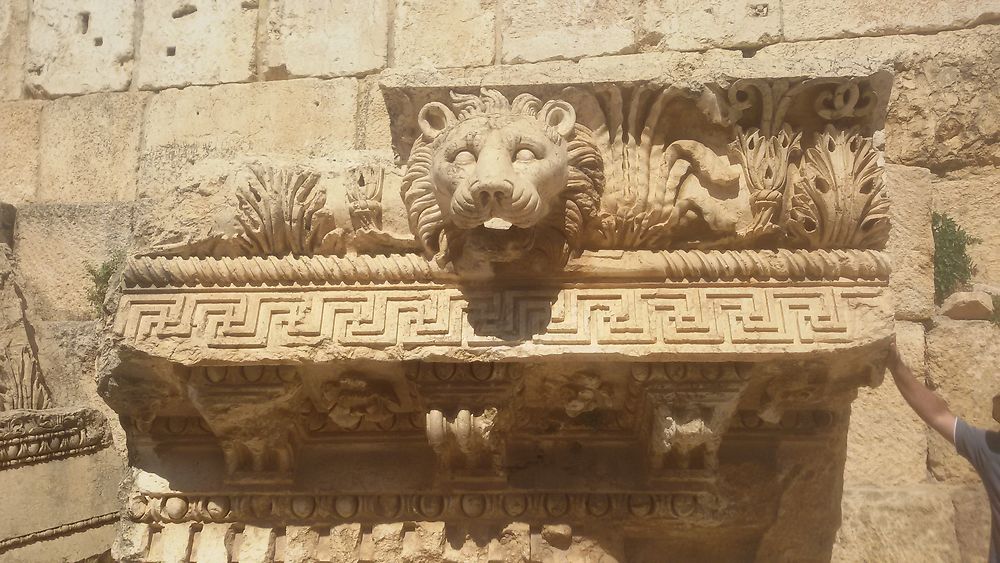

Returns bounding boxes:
[886,339,957,444]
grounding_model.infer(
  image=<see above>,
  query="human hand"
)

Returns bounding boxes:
[886,337,905,376]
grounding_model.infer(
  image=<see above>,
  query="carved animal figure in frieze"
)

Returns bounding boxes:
[401,89,604,275]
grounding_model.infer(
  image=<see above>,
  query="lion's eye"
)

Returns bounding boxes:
[515,148,537,162]
[453,150,476,164]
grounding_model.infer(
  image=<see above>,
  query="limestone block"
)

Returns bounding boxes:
[941,291,995,320]
[933,168,1000,286]
[885,26,1000,171]
[755,25,1000,171]
[0,101,43,205]
[500,0,638,63]
[240,525,276,563]
[394,0,495,68]
[38,92,148,203]
[14,203,133,321]
[926,319,1000,483]
[400,521,445,560]
[368,522,404,563]
[843,321,928,487]
[33,321,101,409]
[136,0,256,90]
[637,0,781,52]
[194,523,234,562]
[262,0,388,79]
[25,0,134,97]
[0,0,28,100]
[832,487,961,562]
[327,523,362,562]
[0,447,124,559]
[359,77,392,152]
[138,79,358,195]
[885,165,935,320]
[953,485,991,562]
[284,526,320,563]
[784,0,1000,42]
[159,523,195,563]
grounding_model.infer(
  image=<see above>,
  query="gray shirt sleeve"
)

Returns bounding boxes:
[955,417,989,472]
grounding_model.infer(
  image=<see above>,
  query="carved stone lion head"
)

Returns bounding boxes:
[401,89,604,273]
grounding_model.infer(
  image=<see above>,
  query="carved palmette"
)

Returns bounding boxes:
[787,128,890,249]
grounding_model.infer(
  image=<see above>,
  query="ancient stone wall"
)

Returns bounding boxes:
[1,1,999,562]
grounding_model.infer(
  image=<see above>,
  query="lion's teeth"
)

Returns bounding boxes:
[483,218,513,230]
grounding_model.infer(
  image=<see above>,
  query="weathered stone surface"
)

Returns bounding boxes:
[500,0,637,63]
[756,25,1000,171]
[136,0,256,90]
[926,319,1000,483]
[933,168,1000,286]
[832,487,962,562]
[637,0,781,52]
[262,0,388,79]
[38,92,148,203]
[844,321,928,487]
[0,446,123,560]
[138,79,358,196]
[25,0,134,97]
[784,0,1000,42]
[394,0,495,68]
[13,203,133,321]
[953,485,992,562]
[886,165,935,320]
[0,0,28,100]
[0,100,42,205]
[885,26,1000,171]
[941,290,996,320]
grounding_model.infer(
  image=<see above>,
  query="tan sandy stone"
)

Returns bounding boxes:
[136,0,256,90]
[358,76,392,152]
[500,0,637,63]
[13,203,133,321]
[0,0,28,100]
[755,25,1000,171]
[784,0,1000,42]
[138,79,358,195]
[159,523,195,563]
[284,526,320,563]
[0,100,42,205]
[25,0,134,97]
[941,290,995,320]
[194,523,235,562]
[38,92,148,203]
[926,318,1000,483]
[832,487,962,562]
[953,485,991,562]
[637,0,781,52]
[394,0,495,68]
[240,525,276,563]
[843,321,928,487]
[261,0,388,79]
[886,165,935,320]
[933,168,1000,286]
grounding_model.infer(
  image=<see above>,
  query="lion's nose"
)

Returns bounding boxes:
[472,180,513,207]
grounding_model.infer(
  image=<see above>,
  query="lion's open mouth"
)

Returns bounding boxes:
[465,220,536,261]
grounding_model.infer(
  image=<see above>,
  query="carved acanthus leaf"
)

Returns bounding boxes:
[236,165,340,255]
[0,346,51,411]
[346,166,384,231]
[787,128,890,249]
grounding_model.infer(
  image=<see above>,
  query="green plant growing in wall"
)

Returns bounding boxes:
[86,253,124,316]
[932,212,980,304]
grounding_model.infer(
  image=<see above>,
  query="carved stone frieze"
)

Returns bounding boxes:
[186,366,305,484]
[0,407,110,469]
[103,68,895,559]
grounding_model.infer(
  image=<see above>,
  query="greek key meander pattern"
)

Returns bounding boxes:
[115,285,885,352]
